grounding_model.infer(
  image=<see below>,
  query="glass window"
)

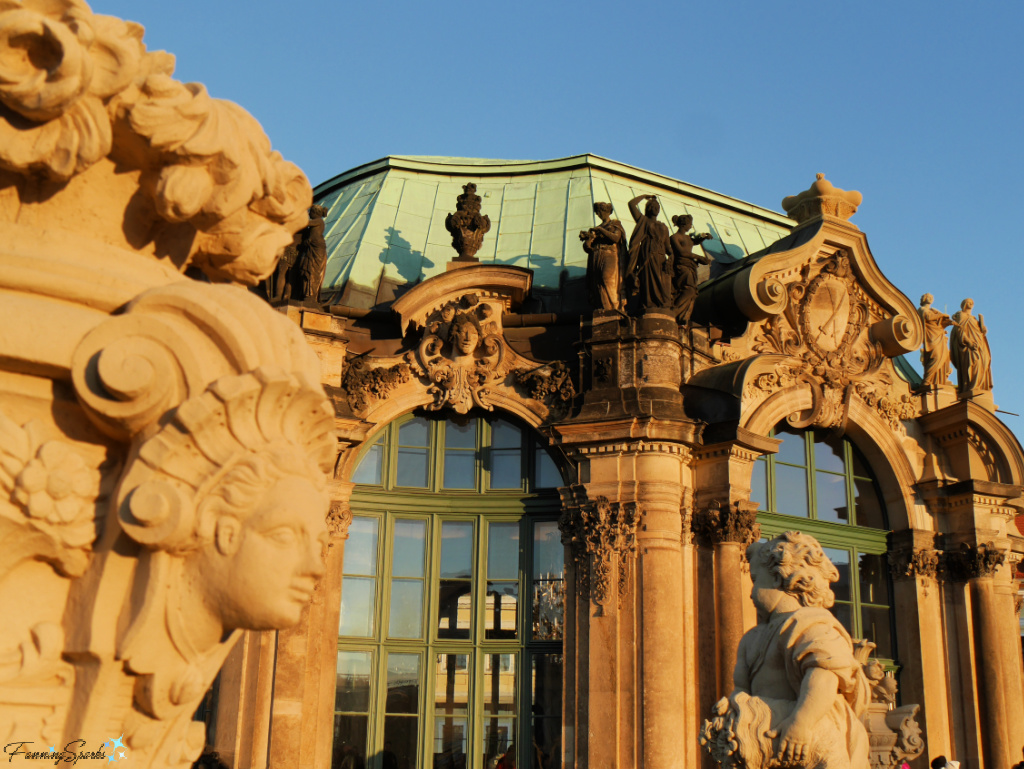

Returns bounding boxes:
[338,413,565,769]
[757,423,895,665]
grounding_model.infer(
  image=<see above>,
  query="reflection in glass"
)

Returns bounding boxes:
[854,477,886,529]
[345,517,378,575]
[437,581,472,639]
[488,523,519,580]
[862,605,894,659]
[775,464,809,517]
[824,548,851,602]
[484,654,516,713]
[382,716,417,769]
[440,521,474,578]
[532,654,563,769]
[397,448,428,488]
[831,602,853,637]
[858,552,889,605]
[352,440,382,485]
[532,521,565,640]
[485,582,518,639]
[774,425,806,466]
[331,714,368,769]
[399,417,429,446]
[434,654,470,769]
[444,451,476,489]
[386,653,420,714]
[335,651,372,711]
[813,431,846,474]
[815,472,849,524]
[393,520,426,578]
[388,580,423,638]
[749,458,767,510]
[446,421,477,449]
[339,577,375,637]
[534,446,562,489]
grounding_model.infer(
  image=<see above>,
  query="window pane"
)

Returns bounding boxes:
[532,653,563,766]
[485,582,519,639]
[339,577,376,637]
[382,716,417,769]
[437,580,472,639]
[331,714,368,769]
[483,723,515,769]
[434,652,471,769]
[850,443,873,478]
[440,521,474,578]
[388,580,424,639]
[533,522,565,641]
[399,417,429,446]
[433,717,468,769]
[861,605,894,659]
[345,517,378,575]
[335,651,372,711]
[854,477,887,529]
[396,447,428,488]
[483,654,517,714]
[492,420,521,448]
[490,448,522,489]
[774,463,809,517]
[444,451,476,489]
[749,458,767,510]
[534,446,563,489]
[774,424,806,466]
[824,548,851,603]
[393,519,426,578]
[446,420,477,449]
[488,523,519,580]
[815,471,849,524]
[386,653,420,714]
[352,441,382,485]
[813,431,845,474]
[831,602,853,637]
[533,522,563,579]
[858,552,890,605]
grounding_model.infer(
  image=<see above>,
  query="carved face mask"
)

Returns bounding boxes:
[453,322,479,355]
[206,475,329,631]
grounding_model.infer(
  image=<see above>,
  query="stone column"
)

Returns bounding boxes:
[692,500,760,698]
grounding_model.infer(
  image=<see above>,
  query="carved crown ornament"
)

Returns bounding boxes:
[340,287,576,423]
[741,251,920,433]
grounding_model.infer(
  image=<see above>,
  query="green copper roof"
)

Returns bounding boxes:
[313,154,794,313]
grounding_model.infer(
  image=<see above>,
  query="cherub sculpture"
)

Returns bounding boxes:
[700,532,871,769]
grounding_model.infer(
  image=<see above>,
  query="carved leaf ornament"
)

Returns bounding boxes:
[752,252,915,432]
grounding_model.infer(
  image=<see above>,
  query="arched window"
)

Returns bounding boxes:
[334,412,564,769]
[749,423,895,662]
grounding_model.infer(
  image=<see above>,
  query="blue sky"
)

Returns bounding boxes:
[99,1,1024,433]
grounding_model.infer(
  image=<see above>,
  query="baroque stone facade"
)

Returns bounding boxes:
[4,8,1024,768]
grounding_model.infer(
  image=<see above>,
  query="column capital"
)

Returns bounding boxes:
[692,499,760,547]
[942,541,1007,581]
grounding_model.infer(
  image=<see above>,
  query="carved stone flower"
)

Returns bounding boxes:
[0,0,146,179]
[13,440,98,545]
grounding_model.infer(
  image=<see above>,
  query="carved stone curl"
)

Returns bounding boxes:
[854,640,925,769]
[327,501,353,542]
[513,361,576,418]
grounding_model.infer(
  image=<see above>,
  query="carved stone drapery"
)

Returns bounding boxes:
[559,488,640,610]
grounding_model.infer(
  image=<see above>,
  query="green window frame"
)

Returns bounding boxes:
[750,423,896,664]
[335,412,565,769]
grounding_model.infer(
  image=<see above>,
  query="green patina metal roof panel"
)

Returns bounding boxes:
[314,155,795,312]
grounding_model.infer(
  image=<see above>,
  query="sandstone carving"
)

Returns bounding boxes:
[751,251,917,432]
[445,183,491,261]
[625,194,673,312]
[296,204,329,304]
[513,361,576,418]
[580,202,627,311]
[918,293,953,388]
[949,298,993,397]
[782,173,862,224]
[692,499,760,546]
[0,3,331,766]
[943,541,1006,581]
[700,532,871,768]
[669,214,712,326]
[854,641,925,769]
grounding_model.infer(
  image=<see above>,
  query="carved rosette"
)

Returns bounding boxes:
[750,251,917,432]
[692,499,760,547]
[559,488,640,611]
